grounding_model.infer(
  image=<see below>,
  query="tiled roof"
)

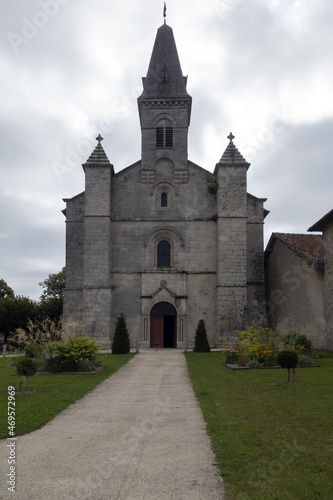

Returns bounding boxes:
[271,233,324,263]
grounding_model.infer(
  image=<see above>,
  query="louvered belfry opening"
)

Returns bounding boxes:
[156,126,173,148]
[156,127,164,147]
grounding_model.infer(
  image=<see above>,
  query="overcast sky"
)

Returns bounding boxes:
[1,0,332,300]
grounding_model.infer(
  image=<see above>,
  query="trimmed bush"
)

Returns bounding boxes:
[277,350,298,382]
[112,313,130,354]
[193,319,210,353]
[16,357,37,391]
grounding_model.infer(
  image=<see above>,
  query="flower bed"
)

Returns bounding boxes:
[222,327,316,369]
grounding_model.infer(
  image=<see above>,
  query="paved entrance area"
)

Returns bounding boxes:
[1,350,224,499]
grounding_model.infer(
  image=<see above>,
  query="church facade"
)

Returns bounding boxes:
[62,23,267,349]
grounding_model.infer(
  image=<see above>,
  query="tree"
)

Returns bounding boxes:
[39,268,65,323]
[39,267,65,300]
[112,313,130,354]
[193,319,210,352]
[0,295,38,344]
[0,279,14,299]
[277,350,299,382]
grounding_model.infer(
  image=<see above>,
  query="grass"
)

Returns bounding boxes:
[0,353,135,439]
[185,351,333,500]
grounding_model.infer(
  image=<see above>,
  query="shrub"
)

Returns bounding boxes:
[24,341,40,359]
[59,360,78,372]
[11,317,62,351]
[193,319,210,352]
[16,357,37,391]
[76,359,97,372]
[246,358,263,369]
[297,355,316,367]
[222,347,238,364]
[112,313,130,354]
[54,336,102,361]
[282,331,312,352]
[237,353,249,367]
[296,334,312,352]
[277,350,298,382]
[235,327,279,364]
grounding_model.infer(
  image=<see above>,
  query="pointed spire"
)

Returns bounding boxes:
[218,133,250,168]
[83,134,111,166]
[139,23,190,99]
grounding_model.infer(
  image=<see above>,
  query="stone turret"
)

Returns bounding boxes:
[81,135,114,348]
[215,133,250,343]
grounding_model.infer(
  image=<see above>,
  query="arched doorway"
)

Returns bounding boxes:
[150,302,177,348]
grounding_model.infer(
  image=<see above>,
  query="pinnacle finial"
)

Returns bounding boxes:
[228,132,235,143]
[163,2,167,23]
[96,134,103,144]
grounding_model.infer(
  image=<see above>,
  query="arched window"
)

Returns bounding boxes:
[156,119,173,148]
[157,241,171,268]
[161,192,168,207]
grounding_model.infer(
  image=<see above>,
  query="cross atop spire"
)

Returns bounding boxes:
[227,132,235,143]
[96,134,104,144]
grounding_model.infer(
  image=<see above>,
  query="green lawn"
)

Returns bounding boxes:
[0,353,135,439]
[185,351,333,500]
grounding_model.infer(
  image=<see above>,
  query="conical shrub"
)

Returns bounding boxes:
[112,313,130,354]
[193,319,210,352]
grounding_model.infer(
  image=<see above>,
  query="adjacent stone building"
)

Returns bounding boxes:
[265,233,326,347]
[309,211,333,349]
[265,218,333,350]
[62,22,268,348]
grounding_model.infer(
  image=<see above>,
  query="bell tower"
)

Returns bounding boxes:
[137,23,192,170]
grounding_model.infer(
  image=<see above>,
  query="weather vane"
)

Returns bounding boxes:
[163,2,167,23]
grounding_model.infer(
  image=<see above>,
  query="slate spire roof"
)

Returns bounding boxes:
[139,23,191,99]
[219,133,250,167]
[83,134,111,166]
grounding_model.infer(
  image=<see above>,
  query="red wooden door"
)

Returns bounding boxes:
[150,316,164,348]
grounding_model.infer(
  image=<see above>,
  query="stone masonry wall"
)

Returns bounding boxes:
[323,220,333,349]
[265,239,325,348]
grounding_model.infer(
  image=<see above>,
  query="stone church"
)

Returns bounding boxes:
[62,22,268,349]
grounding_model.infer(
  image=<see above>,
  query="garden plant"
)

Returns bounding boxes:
[193,319,210,352]
[16,357,37,391]
[277,350,299,382]
[112,313,131,354]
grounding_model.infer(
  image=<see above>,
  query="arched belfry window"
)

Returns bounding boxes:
[156,119,173,148]
[157,240,171,268]
[161,192,168,207]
